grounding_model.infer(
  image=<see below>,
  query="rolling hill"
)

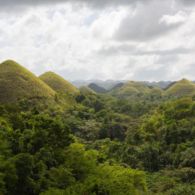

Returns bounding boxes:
[72,80,125,90]
[165,79,195,97]
[110,82,124,91]
[109,81,164,100]
[39,71,79,95]
[0,60,56,103]
[110,81,153,97]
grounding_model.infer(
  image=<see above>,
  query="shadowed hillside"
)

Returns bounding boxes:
[0,60,55,103]
[88,83,107,93]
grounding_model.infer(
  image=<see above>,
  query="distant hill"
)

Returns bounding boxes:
[88,83,107,93]
[110,81,152,97]
[39,71,79,95]
[0,60,55,103]
[110,82,124,91]
[79,86,96,95]
[165,79,195,97]
[109,81,164,99]
[73,80,126,90]
[142,81,173,89]
[73,80,173,90]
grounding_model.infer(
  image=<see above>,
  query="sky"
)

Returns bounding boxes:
[0,0,195,81]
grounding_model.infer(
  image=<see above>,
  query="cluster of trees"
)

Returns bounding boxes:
[0,100,147,195]
[72,92,195,194]
[0,89,195,194]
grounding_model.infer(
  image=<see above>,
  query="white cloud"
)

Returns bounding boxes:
[159,11,187,25]
[0,0,195,81]
[90,8,128,40]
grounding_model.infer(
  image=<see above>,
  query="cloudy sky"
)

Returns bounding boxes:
[0,0,195,81]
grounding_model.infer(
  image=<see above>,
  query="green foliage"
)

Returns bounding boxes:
[147,168,195,195]
[0,62,195,195]
[80,164,147,195]
[42,164,147,195]
[64,143,98,180]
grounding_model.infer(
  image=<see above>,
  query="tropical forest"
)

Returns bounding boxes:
[0,60,194,195]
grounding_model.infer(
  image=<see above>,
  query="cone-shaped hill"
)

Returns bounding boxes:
[39,71,79,95]
[0,60,56,103]
[165,79,195,97]
[110,81,162,98]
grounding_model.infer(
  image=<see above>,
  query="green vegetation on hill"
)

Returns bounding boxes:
[165,79,195,97]
[0,60,55,103]
[108,81,164,117]
[79,86,96,95]
[39,71,79,95]
[0,60,194,195]
[110,81,163,98]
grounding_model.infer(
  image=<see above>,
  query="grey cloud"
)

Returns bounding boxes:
[0,0,145,8]
[58,67,105,80]
[0,0,191,8]
[98,44,193,57]
[134,47,193,56]
[114,22,181,41]
[131,64,171,81]
[179,0,195,6]
[113,0,185,42]
[156,55,179,65]
[184,63,195,75]
[97,44,137,56]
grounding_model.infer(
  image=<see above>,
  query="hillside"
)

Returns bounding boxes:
[110,81,153,98]
[88,83,107,93]
[79,86,96,95]
[0,60,55,103]
[39,71,79,95]
[73,80,125,90]
[143,81,173,89]
[165,79,195,97]
[0,65,194,195]
[110,82,124,91]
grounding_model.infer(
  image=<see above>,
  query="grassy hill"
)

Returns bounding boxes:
[39,72,79,95]
[110,81,153,98]
[0,60,56,103]
[165,79,195,97]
